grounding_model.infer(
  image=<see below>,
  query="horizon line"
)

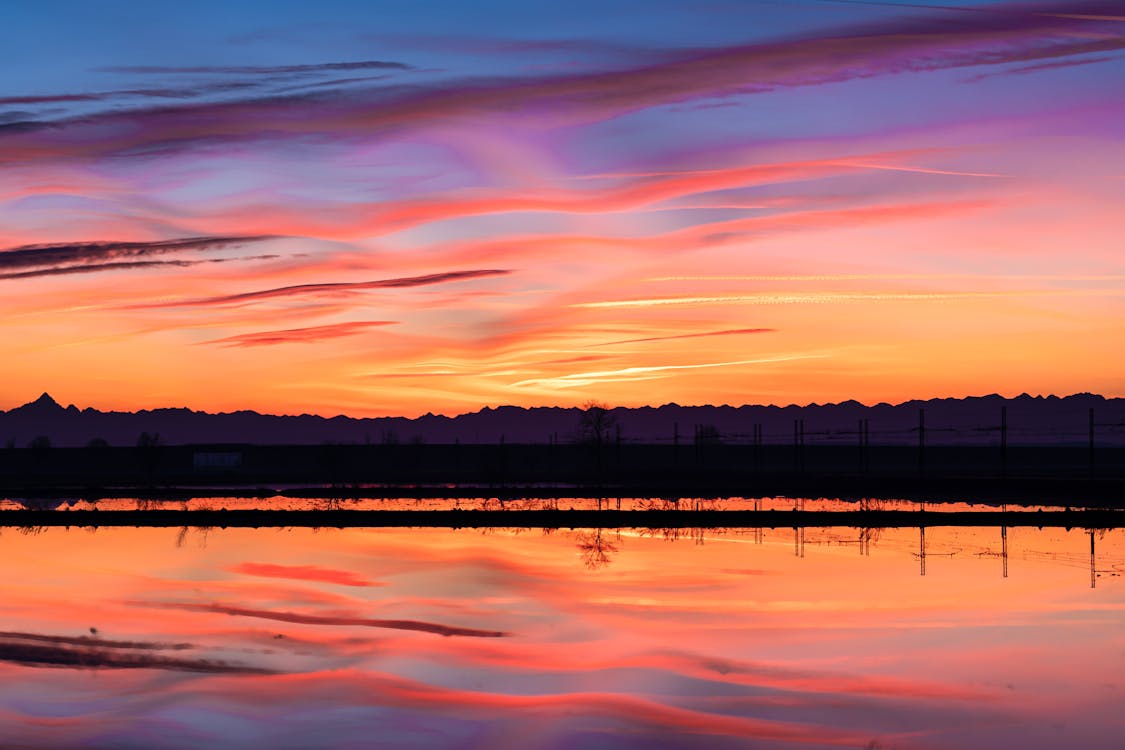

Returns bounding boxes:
[5,390,1116,423]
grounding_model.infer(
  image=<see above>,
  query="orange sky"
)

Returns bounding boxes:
[2,3,1123,417]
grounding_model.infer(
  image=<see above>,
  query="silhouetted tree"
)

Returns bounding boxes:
[28,435,52,451]
[577,401,617,447]
[86,437,110,449]
[577,401,619,475]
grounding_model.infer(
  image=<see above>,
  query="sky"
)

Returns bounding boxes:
[1,0,1123,417]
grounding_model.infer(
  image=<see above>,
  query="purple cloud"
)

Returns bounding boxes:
[0,3,1120,165]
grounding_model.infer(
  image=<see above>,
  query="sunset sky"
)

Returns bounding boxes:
[2,1,1123,417]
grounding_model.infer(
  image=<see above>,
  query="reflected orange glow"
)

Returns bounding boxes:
[0,523,1120,747]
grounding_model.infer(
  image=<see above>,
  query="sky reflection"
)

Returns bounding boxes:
[0,524,1120,748]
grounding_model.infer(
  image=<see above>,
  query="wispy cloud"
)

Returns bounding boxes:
[3,4,1121,164]
[138,269,511,308]
[0,82,263,107]
[0,255,280,282]
[574,290,1113,309]
[99,60,412,75]
[514,354,828,388]
[0,235,277,275]
[967,54,1121,80]
[204,320,396,347]
[592,328,776,347]
[646,274,1125,282]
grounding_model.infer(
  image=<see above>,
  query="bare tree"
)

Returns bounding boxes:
[577,401,617,447]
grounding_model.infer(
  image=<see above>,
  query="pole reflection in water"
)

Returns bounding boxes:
[0,523,1120,749]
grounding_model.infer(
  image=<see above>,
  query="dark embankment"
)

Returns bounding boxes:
[0,443,1122,504]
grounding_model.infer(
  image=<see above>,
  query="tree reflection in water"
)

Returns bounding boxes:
[576,528,619,569]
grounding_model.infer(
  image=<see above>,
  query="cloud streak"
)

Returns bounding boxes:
[138,269,511,308]
[573,290,1115,309]
[593,328,776,347]
[204,321,397,348]
[0,255,281,282]
[514,354,828,389]
[100,60,413,75]
[0,235,277,275]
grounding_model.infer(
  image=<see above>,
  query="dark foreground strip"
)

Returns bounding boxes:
[0,509,1121,528]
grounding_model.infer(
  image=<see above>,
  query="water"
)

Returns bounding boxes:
[0,522,1121,748]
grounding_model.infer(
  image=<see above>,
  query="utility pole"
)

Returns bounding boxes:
[615,422,621,472]
[1090,530,1096,589]
[1000,405,1008,477]
[754,497,762,544]
[863,418,870,473]
[1089,407,1095,476]
[793,419,800,472]
[919,526,927,577]
[1001,526,1008,579]
[857,418,864,473]
[918,408,926,475]
[799,418,805,472]
[673,422,679,470]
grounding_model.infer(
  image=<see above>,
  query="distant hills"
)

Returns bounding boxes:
[1,392,1123,447]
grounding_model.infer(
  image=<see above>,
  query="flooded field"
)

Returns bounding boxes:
[0,520,1121,748]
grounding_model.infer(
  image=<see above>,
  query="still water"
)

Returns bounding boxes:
[0,521,1121,748]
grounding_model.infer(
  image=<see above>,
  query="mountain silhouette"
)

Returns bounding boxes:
[1,393,1121,447]
[10,393,65,415]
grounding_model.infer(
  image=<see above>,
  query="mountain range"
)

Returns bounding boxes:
[1,393,1122,447]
